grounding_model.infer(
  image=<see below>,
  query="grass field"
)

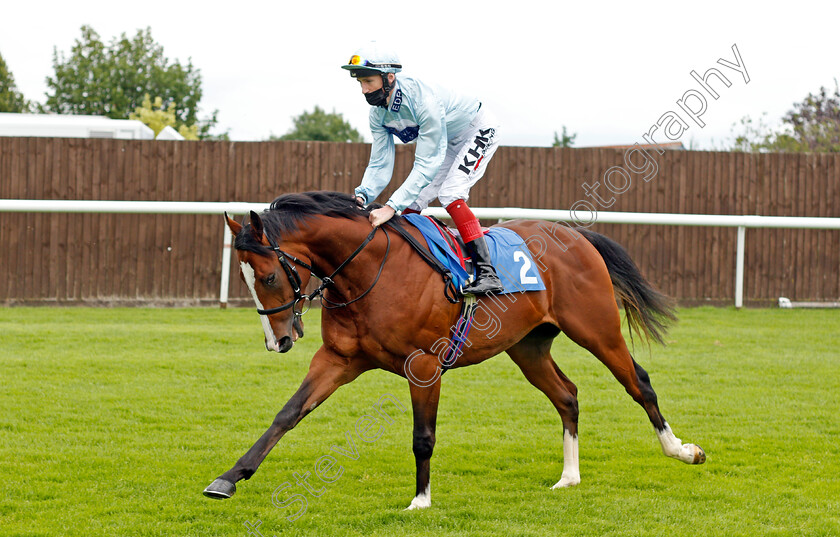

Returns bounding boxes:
[1,306,839,536]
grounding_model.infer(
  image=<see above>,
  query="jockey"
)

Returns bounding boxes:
[342,41,504,295]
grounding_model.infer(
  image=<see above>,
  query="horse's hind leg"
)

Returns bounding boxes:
[506,332,581,488]
[628,357,705,463]
[561,311,705,465]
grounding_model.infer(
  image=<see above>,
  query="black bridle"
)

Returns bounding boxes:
[255,226,389,317]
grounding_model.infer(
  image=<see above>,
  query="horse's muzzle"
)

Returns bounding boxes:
[265,317,301,353]
[264,336,293,353]
[276,336,294,353]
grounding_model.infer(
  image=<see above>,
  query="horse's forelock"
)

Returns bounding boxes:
[233,223,272,256]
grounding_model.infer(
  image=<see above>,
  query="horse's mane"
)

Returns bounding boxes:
[234,191,373,256]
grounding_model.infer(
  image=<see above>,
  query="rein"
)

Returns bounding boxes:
[255,226,388,317]
[321,227,390,309]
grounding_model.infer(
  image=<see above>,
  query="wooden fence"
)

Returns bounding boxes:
[1,137,838,306]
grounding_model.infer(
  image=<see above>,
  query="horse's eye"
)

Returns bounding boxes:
[264,274,276,286]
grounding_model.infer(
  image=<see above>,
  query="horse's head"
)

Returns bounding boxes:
[226,211,311,353]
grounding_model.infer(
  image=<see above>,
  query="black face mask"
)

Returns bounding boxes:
[364,74,393,108]
[364,88,389,107]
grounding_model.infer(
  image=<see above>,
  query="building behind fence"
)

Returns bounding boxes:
[0,137,838,306]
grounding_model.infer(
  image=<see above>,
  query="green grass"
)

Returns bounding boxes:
[1,307,838,536]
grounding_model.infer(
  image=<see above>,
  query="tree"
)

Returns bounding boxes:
[729,113,779,152]
[129,94,198,140]
[43,25,218,138]
[272,106,364,142]
[730,81,840,153]
[552,125,577,148]
[780,82,840,152]
[0,51,29,112]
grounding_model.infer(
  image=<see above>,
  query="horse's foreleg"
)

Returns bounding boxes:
[403,354,441,510]
[204,349,366,499]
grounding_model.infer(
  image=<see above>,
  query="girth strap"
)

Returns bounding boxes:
[441,294,478,373]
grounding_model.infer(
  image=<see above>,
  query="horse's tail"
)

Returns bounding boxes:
[579,229,677,345]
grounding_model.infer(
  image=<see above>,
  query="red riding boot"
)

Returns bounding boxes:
[446,200,504,295]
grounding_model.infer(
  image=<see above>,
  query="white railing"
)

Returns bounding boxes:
[2,199,839,308]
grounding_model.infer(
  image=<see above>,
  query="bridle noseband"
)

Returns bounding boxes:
[255,226,389,318]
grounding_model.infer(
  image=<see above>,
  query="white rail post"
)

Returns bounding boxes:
[219,223,233,309]
[735,226,746,309]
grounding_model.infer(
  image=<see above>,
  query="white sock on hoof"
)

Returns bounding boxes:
[405,484,431,510]
[656,422,700,463]
[551,430,580,489]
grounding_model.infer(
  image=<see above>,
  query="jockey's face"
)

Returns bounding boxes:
[357,73,394,95]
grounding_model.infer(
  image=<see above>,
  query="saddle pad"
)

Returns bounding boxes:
[483,226,547,293]
[402,214,471,290]
[401,214,546,294]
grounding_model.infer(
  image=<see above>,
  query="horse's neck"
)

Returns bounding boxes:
[296,217,384,281]
[298,217,438,310]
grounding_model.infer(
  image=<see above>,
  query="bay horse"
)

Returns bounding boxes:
[204,191,705,508]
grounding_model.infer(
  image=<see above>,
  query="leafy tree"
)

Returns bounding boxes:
[129,94,198,140]
[43,25,218,138]
[272,106,364,142]
[0,51,30,112]
[730,81,840,153]
[780,82,840,152]
[729,113,779,152]
[552,125,577,147]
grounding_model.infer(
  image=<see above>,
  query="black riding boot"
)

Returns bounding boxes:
[462,236,504,295]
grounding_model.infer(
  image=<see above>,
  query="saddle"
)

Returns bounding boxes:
[421,215,475,274]
[386,213,546,299]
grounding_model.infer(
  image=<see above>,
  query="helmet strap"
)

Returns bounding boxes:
[381,73,394,97]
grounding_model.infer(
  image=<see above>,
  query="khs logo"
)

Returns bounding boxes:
[458,128,494,174]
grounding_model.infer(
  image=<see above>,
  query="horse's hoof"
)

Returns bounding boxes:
[551,475,581,489]
[692,445,706,464]
[404,488,431,510]
[203,478,236,499]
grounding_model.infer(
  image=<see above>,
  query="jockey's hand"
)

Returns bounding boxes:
[355,196,366,207]
[369,205,396,227]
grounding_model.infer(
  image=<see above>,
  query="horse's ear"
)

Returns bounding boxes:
[249,210,267,243]
[224,212,242,236]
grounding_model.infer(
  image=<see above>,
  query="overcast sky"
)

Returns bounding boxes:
[2,1,838,149]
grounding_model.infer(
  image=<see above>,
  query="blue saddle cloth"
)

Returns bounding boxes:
[401,214,546,295]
